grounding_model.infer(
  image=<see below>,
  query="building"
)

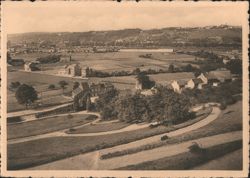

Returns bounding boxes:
[72,82,114,111]
[24,61,40,71]
[135,80,143,90]
[171,80,187,93]
[185,78,203,90]
[197,69,232,87]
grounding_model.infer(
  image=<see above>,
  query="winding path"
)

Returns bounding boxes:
[28,131,242,170]
[8,106,219,144]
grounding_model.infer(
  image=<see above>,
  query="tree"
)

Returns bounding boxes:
[10,81,21,89]
[48,84,55,90]
[73,82,80,90]
[226,59,242,75]
[15,84,38,109]
[96,87,119,119]
[136,72,155,89]
[58,80,68,94]
[168,64,175,73]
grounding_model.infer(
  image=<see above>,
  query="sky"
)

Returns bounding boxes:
[2,1,248,34]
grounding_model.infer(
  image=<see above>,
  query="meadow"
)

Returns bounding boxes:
[8,113,96,139]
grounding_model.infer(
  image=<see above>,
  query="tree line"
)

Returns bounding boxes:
[95,86,194,125]
[85,64,198,78]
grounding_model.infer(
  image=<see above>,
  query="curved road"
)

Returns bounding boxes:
[29,131,242,170]
[8,106,219,144]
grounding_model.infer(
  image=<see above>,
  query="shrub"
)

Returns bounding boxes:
[188,142,205,154]
[69,128,76,132]
[161,135,169,141]
[10,81,21,89]
[48,84,56,90]
[219,103,227,110]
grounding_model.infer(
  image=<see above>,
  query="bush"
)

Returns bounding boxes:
[188,142,205,154]
[219,103,227,110]
[68,128,76,132]
[10,81,21,89]
[161,135,169,141]
[48,84,56,90]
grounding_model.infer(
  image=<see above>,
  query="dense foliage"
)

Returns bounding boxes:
[36,55,61,64]
[182,78,242,108]
[96,86,192,124]
[226,59,242,75]
[136,72,155,89]
[85,64,197,78]
[15,84,38,108]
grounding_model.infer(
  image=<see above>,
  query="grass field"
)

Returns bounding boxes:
[7,106,214,170]
[13,51,196,73]
[7,70,85,112]
[7,70,195,112]
[100,101,242,159]
[7,102,242,170]
[117,140,242,170]
[8,114,96,139]
[67,121,130,134]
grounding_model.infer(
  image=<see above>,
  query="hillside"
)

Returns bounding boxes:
[8,26,242,48]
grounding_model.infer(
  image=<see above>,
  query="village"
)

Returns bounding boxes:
[4,18,244,172]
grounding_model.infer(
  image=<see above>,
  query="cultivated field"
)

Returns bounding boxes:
[13,51,196,73]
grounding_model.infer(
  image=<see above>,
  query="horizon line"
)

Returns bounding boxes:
[7,24,241,36]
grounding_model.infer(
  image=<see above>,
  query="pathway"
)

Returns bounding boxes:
[8,106,220,145]
[28,131,242,170]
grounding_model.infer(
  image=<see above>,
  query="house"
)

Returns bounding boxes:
[72,82,114,110]
[185,78,203,89]
[171,80,187,93]
[24,61,40,71]
[135,80,142,90]
[197,69,232,87]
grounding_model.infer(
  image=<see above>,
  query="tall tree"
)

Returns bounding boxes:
[15,84,38,109]
[226,59,242,75]
[58,80,68,94]
[136,72,155,89]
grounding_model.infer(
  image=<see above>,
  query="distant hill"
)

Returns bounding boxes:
[8,26,242,48]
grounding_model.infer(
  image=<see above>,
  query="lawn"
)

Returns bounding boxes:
[100,101,242,159]
[7,70,85,112]
[117,140,242,170]
[7,106,213,170]
[7,113,97,139]
[67,121,130,134]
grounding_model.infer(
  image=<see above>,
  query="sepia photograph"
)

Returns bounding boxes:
[1,1,249,177]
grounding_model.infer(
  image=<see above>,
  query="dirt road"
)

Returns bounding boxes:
[28,131,242,170]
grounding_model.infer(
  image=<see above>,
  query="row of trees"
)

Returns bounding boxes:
[85,64,198,78]
[95,86,193,124]
[36,55,61,64]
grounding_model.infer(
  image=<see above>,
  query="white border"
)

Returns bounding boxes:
[1,1,249,177]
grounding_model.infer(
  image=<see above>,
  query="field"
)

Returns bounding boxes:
[117,140,242,170]
[67,121,130,134]
[8,113,96,139]
[13,51,196,73]
[100,101,242,159]
[7,70,86,112]
[8,101,242,170]
[7,69,195,112]
[8,106,215,170]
